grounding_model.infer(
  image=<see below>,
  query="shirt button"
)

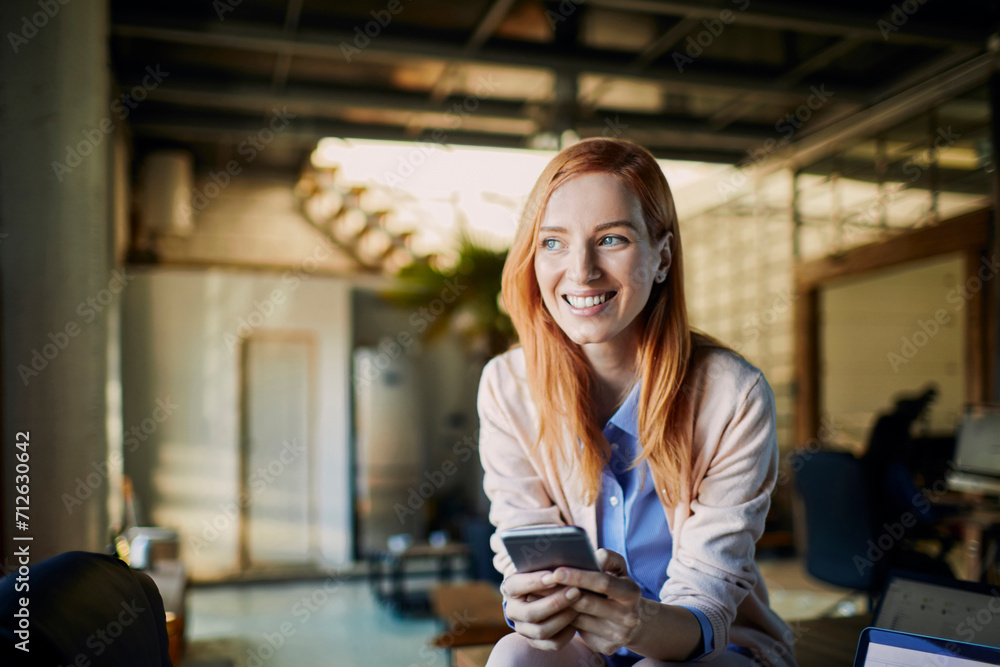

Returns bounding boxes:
[609,495,620,507]
[611,442,619,451]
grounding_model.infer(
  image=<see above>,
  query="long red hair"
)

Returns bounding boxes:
[501,138,727,506]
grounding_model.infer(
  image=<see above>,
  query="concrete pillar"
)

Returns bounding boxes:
[0,0,116,565]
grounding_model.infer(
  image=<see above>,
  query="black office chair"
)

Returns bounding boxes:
[793,450,882,607]
[0,551,173,666]
[794,449,954,614]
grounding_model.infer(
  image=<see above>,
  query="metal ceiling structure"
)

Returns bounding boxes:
[110,0,999,172]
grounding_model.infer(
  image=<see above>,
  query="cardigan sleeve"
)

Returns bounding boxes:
[478,357,566,580]
[657,371,779,661]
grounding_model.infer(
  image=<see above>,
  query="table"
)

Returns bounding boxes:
[367,543,472,614]
[935,492,1000,583]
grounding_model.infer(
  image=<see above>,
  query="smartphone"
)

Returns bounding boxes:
[500,525,600,573]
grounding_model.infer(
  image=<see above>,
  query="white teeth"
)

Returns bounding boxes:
[566,293,610,308]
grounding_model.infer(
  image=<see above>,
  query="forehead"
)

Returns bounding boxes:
[541,172,644,229]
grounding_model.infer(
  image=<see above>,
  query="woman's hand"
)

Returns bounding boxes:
[547,549,650,655]
[501,570,582,651]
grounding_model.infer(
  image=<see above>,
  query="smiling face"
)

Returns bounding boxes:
[533,171,671,359]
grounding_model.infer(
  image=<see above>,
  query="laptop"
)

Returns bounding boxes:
[855,627,1000,667]
[946,405,1000,496]
[872,570,1000,649]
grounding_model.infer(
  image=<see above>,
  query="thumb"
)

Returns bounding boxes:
[596,548,628,576]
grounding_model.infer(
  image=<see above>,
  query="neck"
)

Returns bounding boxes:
[583,330,641,424]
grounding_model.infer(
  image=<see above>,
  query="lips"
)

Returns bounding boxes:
[563,291,617,309]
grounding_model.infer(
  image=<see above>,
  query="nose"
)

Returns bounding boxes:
[567,244,600,284]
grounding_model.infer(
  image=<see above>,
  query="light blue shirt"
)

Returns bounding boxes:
[598,380,714,665]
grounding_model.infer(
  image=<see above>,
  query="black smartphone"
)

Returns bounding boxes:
[500,525,600,573]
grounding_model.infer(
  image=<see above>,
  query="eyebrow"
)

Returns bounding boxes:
[538,220,639,233]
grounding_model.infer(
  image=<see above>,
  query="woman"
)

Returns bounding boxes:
[479,138,797,666]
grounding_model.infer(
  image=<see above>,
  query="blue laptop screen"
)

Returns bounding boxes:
[857,628,1000,667]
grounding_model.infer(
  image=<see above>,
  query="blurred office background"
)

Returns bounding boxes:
[2,0,999,664]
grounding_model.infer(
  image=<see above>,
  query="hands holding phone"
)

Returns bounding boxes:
[502,548,648,655]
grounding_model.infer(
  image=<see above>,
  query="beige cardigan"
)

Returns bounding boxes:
[478,345,798,666]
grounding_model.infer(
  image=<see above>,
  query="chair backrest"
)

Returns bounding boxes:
[793,449,877,591]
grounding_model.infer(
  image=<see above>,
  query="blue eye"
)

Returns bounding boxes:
[599,235,627,246]
[542,238,563,250]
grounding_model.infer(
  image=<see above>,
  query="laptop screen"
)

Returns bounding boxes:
[955,405,1000,476]
[856,628,1000,667]
[873,571,1000,648]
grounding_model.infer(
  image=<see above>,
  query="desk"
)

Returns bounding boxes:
[367,543,472,614]
[954,503,1000,583]
[936,492,1000,583]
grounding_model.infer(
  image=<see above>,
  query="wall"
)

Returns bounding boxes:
[820,253,966,451]
[121,267,352,580]
[683,172,797,452]
[0,0,116,562]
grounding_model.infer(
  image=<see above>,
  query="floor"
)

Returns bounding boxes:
[180,557,860,667]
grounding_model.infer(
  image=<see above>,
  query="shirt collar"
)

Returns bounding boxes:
[607,380,641,439]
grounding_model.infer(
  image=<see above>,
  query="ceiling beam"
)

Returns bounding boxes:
[428,0,519,119]
[127,81,776,148]
[270,0,305,92]
[709,35,864,130]
[584,0,986,47]
[112,22,869,104]
[135,82,532,120]
[130,115,749,165]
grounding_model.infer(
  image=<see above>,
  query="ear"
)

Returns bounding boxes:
[655,231,673,281]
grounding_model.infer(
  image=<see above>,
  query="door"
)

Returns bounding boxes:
[239,331,316,570]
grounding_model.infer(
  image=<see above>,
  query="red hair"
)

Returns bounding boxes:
[501,138,728,506]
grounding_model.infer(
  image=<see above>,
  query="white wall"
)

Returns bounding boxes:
[821,253,966,451]
[121,267,352,580]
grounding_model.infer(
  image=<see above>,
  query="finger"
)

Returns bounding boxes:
[509,586,581,624]
[595,548,627,575]
[525,584,563,603]
[515,605,578,640]
[547,567,639,602]
[502,571,554,598]
[526,623,578,652]
[569,591,632,623]
[573,627,621,656]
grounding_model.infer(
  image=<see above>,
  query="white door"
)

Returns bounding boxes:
[241,332,315,569]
